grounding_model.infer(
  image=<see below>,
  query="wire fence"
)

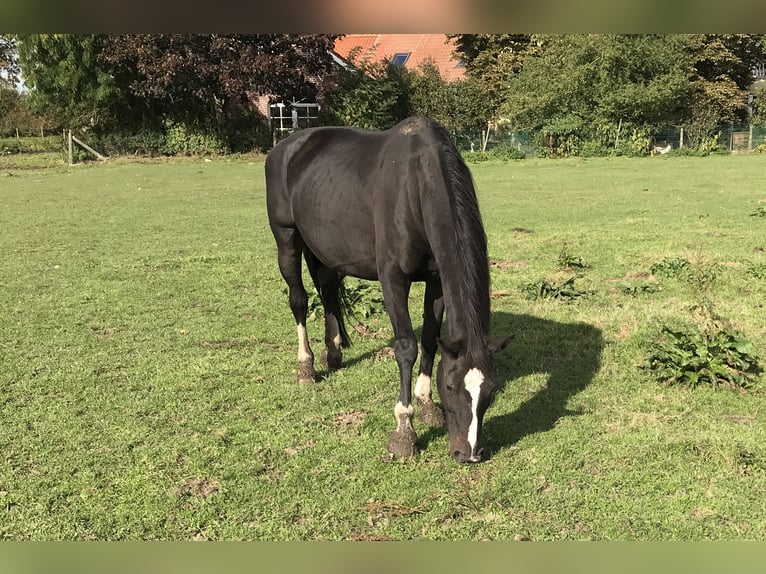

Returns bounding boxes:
[452,123,766,156]
[4,122,766,160]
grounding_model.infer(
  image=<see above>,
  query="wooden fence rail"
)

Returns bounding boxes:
[67,130,107,165]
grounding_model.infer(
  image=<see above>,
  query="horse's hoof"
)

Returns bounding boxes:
[386,429,419,459]
[297,361,316,384]
[417,400,445,427]
[320,349,342,370]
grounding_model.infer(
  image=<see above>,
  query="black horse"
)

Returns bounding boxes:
[266,116,509,463]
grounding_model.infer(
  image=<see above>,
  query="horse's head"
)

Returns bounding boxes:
[436,336,511,463]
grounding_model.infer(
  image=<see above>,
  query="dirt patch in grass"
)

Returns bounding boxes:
[335,410,366,432]
[491,258,526,271]
[375,346,395,362]
[178,477,220,498]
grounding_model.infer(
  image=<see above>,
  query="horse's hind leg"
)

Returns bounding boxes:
[416,278,445,427]
[304,252,345,371]
[274,227,315,384]
[317,268,344,371]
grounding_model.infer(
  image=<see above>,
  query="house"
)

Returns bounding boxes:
[332,34,466,82]
[251,34,466,141]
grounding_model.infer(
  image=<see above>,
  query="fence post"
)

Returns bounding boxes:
[68,129,73,166]
[749,123,753,151]
[679,127,684,149]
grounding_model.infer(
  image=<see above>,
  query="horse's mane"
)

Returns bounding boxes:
[433,123,492,368]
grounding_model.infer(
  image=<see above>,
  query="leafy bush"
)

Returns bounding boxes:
[579,140,610,157]
[297,279,385,324]
[745,262,766,279]
[341,280,386,320]
[93,128,168,156]
[619,281,661,295]
[522,276,590,301]
[614,129,652,157]
[558,244,589,269]
[642,326,761,390]
[462,144,525,163]
[162,120,229,156]
[650,256,690,278]
[643,254,761,391]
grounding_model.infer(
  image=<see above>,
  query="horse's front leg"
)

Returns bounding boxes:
[380,273,419,459]
[416,278,446,427]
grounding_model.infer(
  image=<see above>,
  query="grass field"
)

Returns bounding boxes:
[1,153,765,540]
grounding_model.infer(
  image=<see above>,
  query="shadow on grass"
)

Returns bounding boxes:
[307,310,603,459]
[417,312,603,458]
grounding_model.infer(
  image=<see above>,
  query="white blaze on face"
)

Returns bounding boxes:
[463,368,485,454]
[297,324,311,362]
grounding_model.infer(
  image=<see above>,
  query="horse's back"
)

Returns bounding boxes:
[265,117,456,280]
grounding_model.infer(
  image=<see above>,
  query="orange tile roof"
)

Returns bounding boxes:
[333,34,466,82]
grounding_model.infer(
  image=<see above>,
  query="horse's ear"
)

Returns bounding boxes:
[437,338,460,360]
[488,335,512,354]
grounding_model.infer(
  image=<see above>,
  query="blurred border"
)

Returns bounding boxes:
[2,542,766,574]
[4,0,766,32]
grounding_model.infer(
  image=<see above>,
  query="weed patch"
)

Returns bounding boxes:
[558,243,590,269]
[522,276,590,301]
[641,326,761,390]
[642,256,761,390]
[650,256,690,278]
[619,281,661,296]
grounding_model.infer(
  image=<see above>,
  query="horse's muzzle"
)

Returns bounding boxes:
[453,447,485,463]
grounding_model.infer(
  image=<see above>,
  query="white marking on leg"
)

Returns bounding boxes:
[326,314,342,349]
[464,368,485,454]
[297,324,311,362]
[394,401,414,431]
[415,374,431,403]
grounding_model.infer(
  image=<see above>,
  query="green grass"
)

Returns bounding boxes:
[1,154,765,540]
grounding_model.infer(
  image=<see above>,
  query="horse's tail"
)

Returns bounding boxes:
[303,249,352,348]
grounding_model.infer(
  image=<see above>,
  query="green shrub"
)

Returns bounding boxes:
[619,281,661,295]
[462,144,525,163]
[745,262,766,279]
[650,256,690,278]
[94,129,168,156]
[558,243,590,269]
[579,140,610,157]
[642,325,761,390]
[162,120,229,156]
[615,129,652,157]
[522,276,590,301]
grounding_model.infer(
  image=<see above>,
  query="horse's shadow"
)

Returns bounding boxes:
[418,312,604,457]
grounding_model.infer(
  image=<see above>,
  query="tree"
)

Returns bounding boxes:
[498,35,692,155]
[497,34,766,155]
[1,35,21,88]
[448,34,532,117]
[409,60,488,147]
[100,35,338,128]
[325,51,413,130]
[681,34,765,146]
[14,34,121,129]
